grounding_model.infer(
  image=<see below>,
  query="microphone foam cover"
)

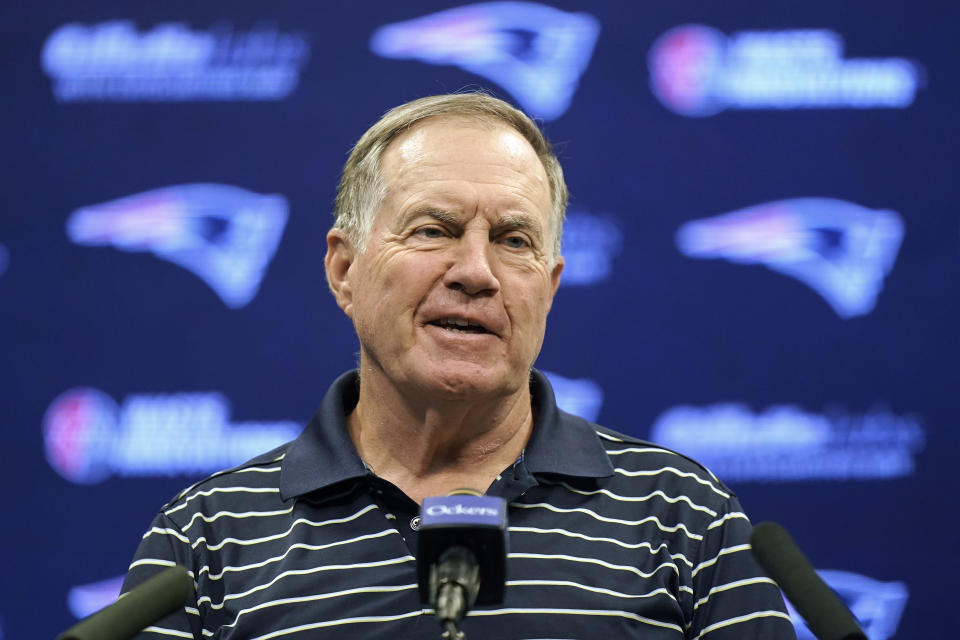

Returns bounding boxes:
[750,522,866,640]
[56,566,192,640]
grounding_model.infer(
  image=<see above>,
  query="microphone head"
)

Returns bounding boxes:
[417,494,508,606]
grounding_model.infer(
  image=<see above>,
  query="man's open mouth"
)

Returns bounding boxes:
[428,318,492,335]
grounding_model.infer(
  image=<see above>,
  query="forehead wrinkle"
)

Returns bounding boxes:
[379,118,553,247]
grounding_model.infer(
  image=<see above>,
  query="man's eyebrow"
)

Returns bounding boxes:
[496,213,543,240]
[398,207,461,229]
[398,208,544,240]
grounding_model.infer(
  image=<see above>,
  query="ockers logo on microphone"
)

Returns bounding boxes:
[421,495,505,527]
[425,504,499,517]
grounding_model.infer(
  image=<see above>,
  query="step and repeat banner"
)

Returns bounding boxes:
[1,2,955,639]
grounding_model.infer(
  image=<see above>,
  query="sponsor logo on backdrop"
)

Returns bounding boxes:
[370,2,600,121]
[789,570,907,640]
[42,21,310,102]
[43,387,300,484]
[560,211,622,286]
[651,403,924,481]
[67,184,288,309]
[675,198,904,318]
[542,371,603,421]
[649,24,923,117]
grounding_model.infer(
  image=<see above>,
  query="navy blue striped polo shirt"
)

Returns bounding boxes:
[121,369,795,640]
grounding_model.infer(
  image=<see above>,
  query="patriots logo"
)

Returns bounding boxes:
[676,198,904,318]
[370,2,600,121]
[66,183,288,308]
[67,575,125,620]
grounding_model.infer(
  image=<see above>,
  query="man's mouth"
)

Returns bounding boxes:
[427,318,493,335]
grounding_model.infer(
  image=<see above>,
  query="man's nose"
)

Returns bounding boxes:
[443,232,499,296]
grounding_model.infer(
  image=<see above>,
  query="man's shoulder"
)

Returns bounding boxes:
[585,419,737,500]
[159,442,293,525]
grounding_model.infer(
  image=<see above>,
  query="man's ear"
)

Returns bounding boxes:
[325,228,356,317]
[550,256,564,295]
[545,255,564,313]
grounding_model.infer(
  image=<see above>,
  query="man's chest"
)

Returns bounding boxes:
[194,492,690,640]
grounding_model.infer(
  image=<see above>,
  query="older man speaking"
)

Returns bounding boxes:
[120,93,796,640]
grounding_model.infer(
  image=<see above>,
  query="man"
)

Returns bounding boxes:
[122,93,797,639]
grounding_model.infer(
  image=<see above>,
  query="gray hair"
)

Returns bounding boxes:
[333,92,568,263]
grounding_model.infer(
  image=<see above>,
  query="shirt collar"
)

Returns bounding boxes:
[524,370,615,479]
[279,369,614,500]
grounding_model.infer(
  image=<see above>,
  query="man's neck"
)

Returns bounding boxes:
[346,366,535,504]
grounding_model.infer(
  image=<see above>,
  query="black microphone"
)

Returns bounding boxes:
[417,489,508,639]
[750,522,866,640]
[56,566,193,640]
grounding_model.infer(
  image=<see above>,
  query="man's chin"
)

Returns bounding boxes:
[411,364,524,401]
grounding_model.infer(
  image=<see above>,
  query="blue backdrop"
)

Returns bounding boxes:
[2,2,956,639]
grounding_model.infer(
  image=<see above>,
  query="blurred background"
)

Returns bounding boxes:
[2,2,956,638]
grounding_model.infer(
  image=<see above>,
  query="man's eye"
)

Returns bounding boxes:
[503,235,530,249]
[416,226,446,239]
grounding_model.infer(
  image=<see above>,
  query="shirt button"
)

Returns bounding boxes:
[410,516,421,531]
